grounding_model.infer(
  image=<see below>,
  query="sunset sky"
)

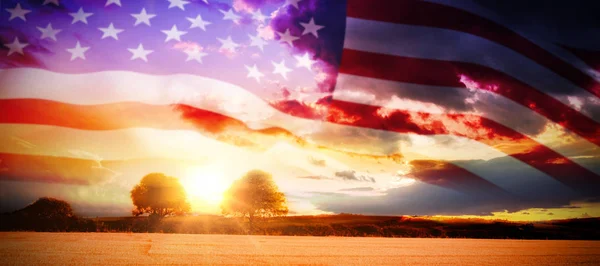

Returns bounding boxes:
[1,0,599,221]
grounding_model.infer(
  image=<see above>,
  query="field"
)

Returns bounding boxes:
[1,232,599,265]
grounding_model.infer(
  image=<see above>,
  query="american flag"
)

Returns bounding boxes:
[1,0,599,216]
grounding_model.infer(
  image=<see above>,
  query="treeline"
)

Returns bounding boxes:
[2,198,599,240]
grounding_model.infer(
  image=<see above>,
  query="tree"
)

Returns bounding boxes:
[20,197,74,219]
[130,173,190,218]
[3,197,75,231]
[221,170,288,232]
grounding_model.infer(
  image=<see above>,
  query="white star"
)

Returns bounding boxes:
[220,9,240,22]
[105,0,121,7]
[162,25,187,42]
[37,23,62,41]
[285,0,301,9]
[295,52,316,71]
[251,9,268,23]
[276,29,299,47]
[4,37,28,56]
[128,43,153,62]
[272,60,292,79]
[187,15,211,31]
[131,8,156,26]
[248,33,267,52]
[167,0,189,10]
[66,41,90,61]
[183,49,207,64]
[69,7,93,24]
[217,36,239,51]
[98,23,124,40]
[300,17,324,38]
[245,64,264,82]
[43,0,60,6]
[6,3,31,21]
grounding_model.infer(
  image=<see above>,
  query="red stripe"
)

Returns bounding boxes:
[270,96,600,194]
[0,98,405,165]
[346,0,600,98]
[340,49,600,147]
[0,152,111,185]
[3,98,597,194]
[560,45,600,72]
[407,160,510,198]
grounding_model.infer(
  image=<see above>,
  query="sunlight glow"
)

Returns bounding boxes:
[182,166,230,208]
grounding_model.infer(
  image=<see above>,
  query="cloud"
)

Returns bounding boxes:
[406,160,509,197]
[298,175,328,180]
[334,170,376,183]
[339,187,374,192]
[308,156,326,166]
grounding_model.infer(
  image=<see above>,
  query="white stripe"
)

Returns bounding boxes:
[344,17,600,122]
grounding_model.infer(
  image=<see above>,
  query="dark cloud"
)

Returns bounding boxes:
[338,187,374,192]
[406,160,509,198]
[311,153,600,216]
[308,156,326,167]
[334,170,375,183]
[297,175,328,180]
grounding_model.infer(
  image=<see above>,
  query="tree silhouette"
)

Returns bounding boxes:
[221,170,288,232]
[2,197,75,231]
[130,173,190,218]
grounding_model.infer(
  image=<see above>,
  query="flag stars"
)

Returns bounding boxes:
[300,17,324,38]
[132,8,156,26]
[167,0,189,11]
[99,23,124,40]
[69,7,93,24]
[295,52,316,71]
[105,0,121,7]
[272,60,292,79]
[252,9,268,23]
[6,3,31,22]
[246,65,264,82]
[66,41,90,61]
[187,15,211,31]
[249,33,267,52]
[276,29,299,47]
[4,37,28,56]
[37,23,62,41]
[184,49,208,64]
[220,9,241,22]
[162,25,187,42]
[217,36,239,52]
[128,44,153,62]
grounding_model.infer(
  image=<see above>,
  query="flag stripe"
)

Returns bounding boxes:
[339,49,600,147]
[346,0,600,98]
[333,73,600,168]
[0,123,575,199]
[4,97,594,193]
[342,17,597,114]
[286,98,600,193]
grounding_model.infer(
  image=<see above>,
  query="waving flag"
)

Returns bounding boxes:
[1,0,599,218]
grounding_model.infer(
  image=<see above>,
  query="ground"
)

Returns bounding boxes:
[1,232,599,265]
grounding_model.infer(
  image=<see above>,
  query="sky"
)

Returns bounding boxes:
[1,0,599,221]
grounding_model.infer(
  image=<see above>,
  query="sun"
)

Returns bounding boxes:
[182,166,230,207]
